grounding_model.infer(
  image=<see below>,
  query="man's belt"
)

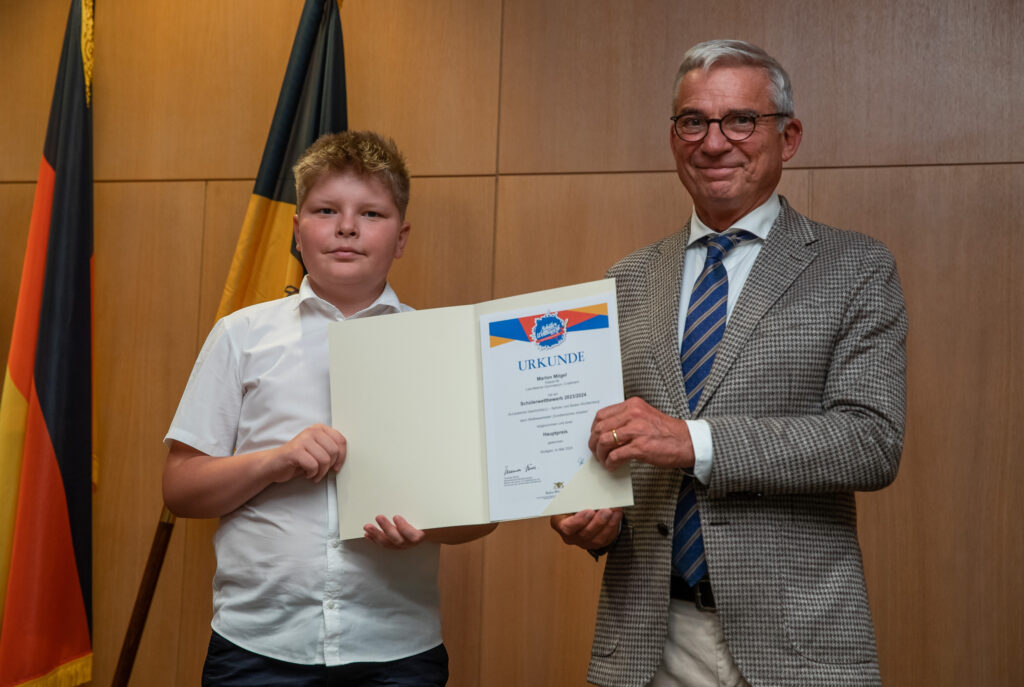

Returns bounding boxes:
[670,575,716,613]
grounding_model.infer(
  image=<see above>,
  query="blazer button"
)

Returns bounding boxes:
[656,523,669,537]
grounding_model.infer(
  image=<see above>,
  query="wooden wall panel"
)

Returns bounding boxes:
[0,0,67,181]
[94,1,296,181]
[774,169,810,217]
[810,164,1024,686]
[91,181,207,686]
[343,0,502,176]
[479,519,605,686]
[174,518,218,687]
[439,540,486,687]
[0,185,34,368]
[200,181,254,334]
[498,0,766,174]
[493,173,691,296]
[389,176,497,308]
[499,0,1024,174]
[1011,224,1024,681]
[771,0,1024,167]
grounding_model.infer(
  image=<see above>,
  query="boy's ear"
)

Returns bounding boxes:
[292,214,302,253]
[393,221,411,259]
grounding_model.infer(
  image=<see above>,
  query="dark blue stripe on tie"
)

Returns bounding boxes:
[673,230,757,585]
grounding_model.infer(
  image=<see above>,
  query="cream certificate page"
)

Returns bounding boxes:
[329,279,633,539]
[480,293,625,521]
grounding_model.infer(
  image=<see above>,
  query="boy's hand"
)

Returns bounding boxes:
[550,508,622,551]
[268,424,346,484]
[363,515,426,549]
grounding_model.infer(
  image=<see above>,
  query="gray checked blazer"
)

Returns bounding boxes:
[588,198,907,687]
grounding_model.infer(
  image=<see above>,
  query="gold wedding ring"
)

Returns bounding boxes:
[612,428,622,446]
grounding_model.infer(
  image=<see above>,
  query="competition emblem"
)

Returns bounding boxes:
[530,312,568,349]
[487,302,609,348]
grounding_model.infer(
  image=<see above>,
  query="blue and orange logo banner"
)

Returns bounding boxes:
[488,302,610,348]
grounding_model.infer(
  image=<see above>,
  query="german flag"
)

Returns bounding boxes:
[0,1,94,685]
[216,0,348,319]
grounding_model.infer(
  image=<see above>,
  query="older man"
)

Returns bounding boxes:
[552,40,906,687]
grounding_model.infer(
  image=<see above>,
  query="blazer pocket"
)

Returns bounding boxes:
[590,521,636,658]
[590,632,619,658]
[776,497,878,665]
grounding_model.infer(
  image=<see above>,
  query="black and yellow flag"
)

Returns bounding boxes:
[216,0,347,319]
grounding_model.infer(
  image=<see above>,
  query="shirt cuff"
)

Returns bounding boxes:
[686,419,713,484]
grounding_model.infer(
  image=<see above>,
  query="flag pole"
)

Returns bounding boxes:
[110,507,176,687]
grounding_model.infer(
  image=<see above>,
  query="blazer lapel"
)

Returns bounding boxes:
[692,200,818,416]
[648,227,691,420]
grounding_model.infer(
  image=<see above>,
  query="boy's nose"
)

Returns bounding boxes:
[336,218,358,236]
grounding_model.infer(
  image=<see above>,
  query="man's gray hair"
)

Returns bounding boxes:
[672,40,794,121]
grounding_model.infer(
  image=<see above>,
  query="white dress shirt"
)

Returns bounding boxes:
[165,277,442,665]
[678,194,781,484]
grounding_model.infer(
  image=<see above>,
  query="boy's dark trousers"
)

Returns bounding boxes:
[202,631,448,686]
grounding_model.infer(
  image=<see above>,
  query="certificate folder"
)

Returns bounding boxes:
[329,278,633,539]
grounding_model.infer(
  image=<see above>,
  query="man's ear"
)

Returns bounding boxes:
[781,117,803,162]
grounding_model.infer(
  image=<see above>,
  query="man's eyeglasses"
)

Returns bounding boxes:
[670,112,790,142]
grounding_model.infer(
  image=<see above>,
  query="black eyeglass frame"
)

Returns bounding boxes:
[670,111,791,142]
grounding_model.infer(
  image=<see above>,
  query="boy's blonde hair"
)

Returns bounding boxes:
[293,130,410,217]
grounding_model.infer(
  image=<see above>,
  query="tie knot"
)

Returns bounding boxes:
[703,230,758,261]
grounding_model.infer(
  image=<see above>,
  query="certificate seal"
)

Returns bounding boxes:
[530,312,568,349]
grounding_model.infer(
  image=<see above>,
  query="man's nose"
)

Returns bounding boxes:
[700,121,733,153]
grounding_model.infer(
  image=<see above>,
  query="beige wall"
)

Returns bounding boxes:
[1,1,1021,685]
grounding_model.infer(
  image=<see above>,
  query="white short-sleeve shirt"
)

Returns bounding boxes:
[165,277,442,666]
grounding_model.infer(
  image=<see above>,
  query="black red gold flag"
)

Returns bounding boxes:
[0,1,95,685]
[216,0,348,319]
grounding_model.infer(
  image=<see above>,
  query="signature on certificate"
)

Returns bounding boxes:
[504,463,538,476]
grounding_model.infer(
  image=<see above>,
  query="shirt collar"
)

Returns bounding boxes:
[687,193,781,246]
[296,276,404,319]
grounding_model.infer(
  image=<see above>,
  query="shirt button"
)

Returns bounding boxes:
[327,600,335,609]
[331,539,341,549]
[656,523,670,537]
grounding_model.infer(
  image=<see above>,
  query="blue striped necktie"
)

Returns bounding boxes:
[673,230,758,585]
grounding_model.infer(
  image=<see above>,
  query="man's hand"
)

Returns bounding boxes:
[550,508,622,551]
[364,515,426,549]
[266,424,346,484]
[589,397,694,471]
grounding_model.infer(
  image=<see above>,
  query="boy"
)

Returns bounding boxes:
[163,131,496,686]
